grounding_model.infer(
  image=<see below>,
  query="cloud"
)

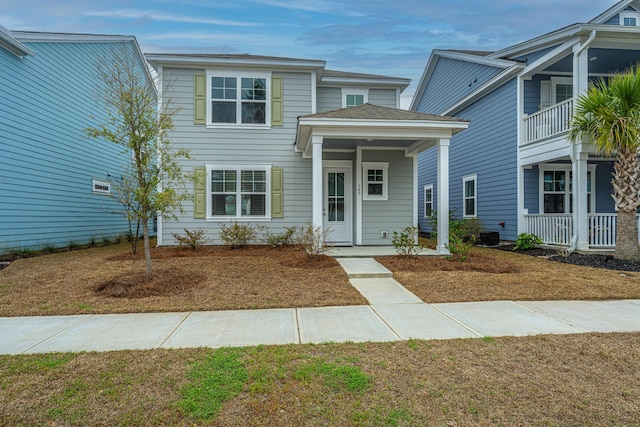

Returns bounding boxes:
[85,9,260,27]
[250,0,341,13]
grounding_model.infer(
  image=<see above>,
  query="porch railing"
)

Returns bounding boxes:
[525,213,640,248]
[523,98,574,144]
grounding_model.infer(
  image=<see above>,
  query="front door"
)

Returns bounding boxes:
[324,168,351,244]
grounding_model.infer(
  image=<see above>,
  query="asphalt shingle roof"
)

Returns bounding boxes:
[300,103,467,122]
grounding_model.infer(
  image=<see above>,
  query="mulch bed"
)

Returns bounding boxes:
[95,268,208,298]
[494,243,640,272]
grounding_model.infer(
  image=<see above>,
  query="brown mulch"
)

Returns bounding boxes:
[377,253,522,274]
[95,268,208,298]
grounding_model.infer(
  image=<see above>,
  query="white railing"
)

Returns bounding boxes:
[526,213,640,249]
[525,214,573,246]
[523,98,574,144]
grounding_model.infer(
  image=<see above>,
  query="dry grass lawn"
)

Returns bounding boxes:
[377,246,640,303]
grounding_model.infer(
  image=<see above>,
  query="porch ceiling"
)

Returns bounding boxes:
[545,48,640,74]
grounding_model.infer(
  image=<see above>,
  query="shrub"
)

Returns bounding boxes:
[392,226,424,259]
[173,228,209,251]
[514,233,543,251]
[296,223,331,258]
[258,225,296,248]
[219,222,256,249]
[446,234,473,261]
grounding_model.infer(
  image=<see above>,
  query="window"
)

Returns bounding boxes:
[551,77,573,104]
[463,174,477,218]
[207,165,270,218]
[424,184,434,217]
[620,11,640,26]
[362,162,388,200]
[208,73,270,126]
[341,88,368,108]
[540,166,596,214]
[92,179,111,194]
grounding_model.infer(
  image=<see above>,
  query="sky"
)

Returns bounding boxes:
[1,0,621,107]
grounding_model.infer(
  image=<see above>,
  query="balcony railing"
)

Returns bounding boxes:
[523,98,574,144]
[525,213,640,249]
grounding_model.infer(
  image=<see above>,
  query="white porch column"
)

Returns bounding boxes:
[436,138,450,255]
[311,135,324,230]
[573,149,589,250]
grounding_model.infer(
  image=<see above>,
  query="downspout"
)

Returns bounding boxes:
[568,29,596,254]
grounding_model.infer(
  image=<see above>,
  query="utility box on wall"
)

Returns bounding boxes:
[479,232,500,246]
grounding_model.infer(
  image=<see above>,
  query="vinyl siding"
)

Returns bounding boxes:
[0,41,145,252]
[417,149,437,233]
[160,67,315,245]
[416,57,504,114]
[316,87,341,112]
[361,150,413,245]
[418,79,519,240]
[514,45,559,65]
[368,89,397,108]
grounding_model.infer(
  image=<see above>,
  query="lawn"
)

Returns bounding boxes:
[2,242,640,317]
[1,333,638,426]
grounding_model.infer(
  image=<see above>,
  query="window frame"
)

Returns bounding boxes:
[462,174,477,218]
[206,164,272,220]
[206,71,272,129]
[341,88,368,108]
[550,76,573,105]
[620,11,640,26]
[362,162,389,201]
[423,184,434,218]
[538,164,596,214]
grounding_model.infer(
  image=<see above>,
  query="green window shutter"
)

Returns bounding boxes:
[194,166,206,218]
[271,167,283,218]
[271,76,284,126]
[194,73,206,125]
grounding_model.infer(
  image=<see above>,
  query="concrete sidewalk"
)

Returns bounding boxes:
[1,258,639,355]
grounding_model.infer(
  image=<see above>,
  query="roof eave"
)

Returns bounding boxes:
[590,0,636,24]
[319,76,411,90]
[145,54,326,72]
[0,27,35,58]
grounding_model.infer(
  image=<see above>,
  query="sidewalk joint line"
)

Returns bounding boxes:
[158,312,192,349]
[429,304,484,338]
[22,314,94,354]
[368,305,403,340]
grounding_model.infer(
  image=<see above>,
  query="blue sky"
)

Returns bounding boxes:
[1,0,621,106]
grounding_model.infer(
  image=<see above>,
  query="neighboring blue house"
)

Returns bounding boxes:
[412,0,640,251]
[0,26,153,253]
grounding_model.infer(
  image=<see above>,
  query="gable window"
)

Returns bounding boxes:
[463,174,477,218]
[208,72,270,127]
[207,165,270,219]
[540,165,596,214]
[362,162,388,200]
[341,88,368,108]
[620,11,640,26]
[424,184,434,217]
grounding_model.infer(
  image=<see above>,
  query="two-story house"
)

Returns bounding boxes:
[0,26,153,253]
[412,0,640,251]
[145,54,468,253]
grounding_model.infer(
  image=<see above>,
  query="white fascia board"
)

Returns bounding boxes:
[319,77,411,91]
[519,37,581,79]
[440,63,524,116]
[297,117,469,132]
[0,26,35,57]
[12,31,137,44]
[489,25,583,60]
[144,54,326,73]
[409,50,439,111]
[590,0,635,24]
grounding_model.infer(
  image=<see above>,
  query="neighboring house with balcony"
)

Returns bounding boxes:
[0,26,153,253]
[411,0,640,251]
[145,54,468,253]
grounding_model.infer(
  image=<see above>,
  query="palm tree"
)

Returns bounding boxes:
[569,67,640,261]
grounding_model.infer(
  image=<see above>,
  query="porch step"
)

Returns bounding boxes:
[335,258,393,279]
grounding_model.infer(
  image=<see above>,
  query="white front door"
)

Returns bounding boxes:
[324,168,351,244]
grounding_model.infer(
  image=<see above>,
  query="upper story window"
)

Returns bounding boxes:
[207,72,271,127]
[341,88,368,108]
[620,11,640,26]
[540,77,573,109]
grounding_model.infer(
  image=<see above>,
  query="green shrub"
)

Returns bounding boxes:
[514,233,543,251]
[258,225,296,248]
[446,234,473,261]
[173,228,209,251]
[392,226,424,259]
[219,222,256,249]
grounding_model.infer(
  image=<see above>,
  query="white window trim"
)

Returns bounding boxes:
[206,71,272,129]
[205,164,272,221]
[538,164,596,214]
[341,88,369,108]
[424,184,434,218]
[362,162,388,201]
[620,10,640,26]
[462,174,477,218]
[550,76,573,105]
[92,179,111,194]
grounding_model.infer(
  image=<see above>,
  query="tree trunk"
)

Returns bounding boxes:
[142,216,152,276]
[616,210,640,261]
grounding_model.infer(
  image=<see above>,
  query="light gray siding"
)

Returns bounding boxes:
[416,57,503,114]
[161,68,315,245]
[418,79,519,240]
[0,40,144,252]
[361,150,413,245]
[316,87,341,112]
[368,89,397,108]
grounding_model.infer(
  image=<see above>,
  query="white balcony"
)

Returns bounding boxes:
[523,98,573,145]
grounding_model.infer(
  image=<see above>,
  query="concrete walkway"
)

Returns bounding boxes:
[1,257,640,355]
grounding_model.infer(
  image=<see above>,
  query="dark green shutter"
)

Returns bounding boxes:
[271,76,283,126]
[194,73,206,125]
[271,167,283,218]
[194,166,206,218]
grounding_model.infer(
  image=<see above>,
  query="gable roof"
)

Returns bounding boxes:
[320,69,411,91]
[301,103,466,122]
[0,24,35,58]
[590,0,639,24]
